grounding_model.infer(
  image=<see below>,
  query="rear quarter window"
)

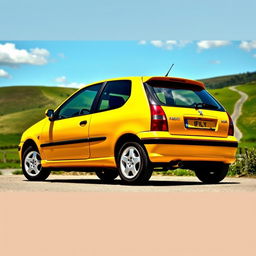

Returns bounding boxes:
[97,80,131,112]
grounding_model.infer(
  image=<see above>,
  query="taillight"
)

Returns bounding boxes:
[150,104,168,131]
[227,112,234,136]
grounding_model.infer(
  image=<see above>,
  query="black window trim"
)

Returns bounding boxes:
[53,82,107,121]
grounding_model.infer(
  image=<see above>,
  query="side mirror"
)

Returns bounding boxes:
[45,109,55,121]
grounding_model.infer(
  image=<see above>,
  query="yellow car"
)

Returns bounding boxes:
[19,76,238,184]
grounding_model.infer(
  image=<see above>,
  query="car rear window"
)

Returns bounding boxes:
[145,81,225,111]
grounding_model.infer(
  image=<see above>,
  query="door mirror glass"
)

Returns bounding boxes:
[45,109,55,121]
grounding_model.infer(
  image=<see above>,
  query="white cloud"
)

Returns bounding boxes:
[138,40,147,45]
[150,40,164,48]
[58,82,84,88]
[0,43,50,66]
[197,40,230,50]
[253,54,256,58]
[239,41,256,51]
[55,76,67,83]
[210,60,221,64]
[0,69,10,78]
[150,40,191,50]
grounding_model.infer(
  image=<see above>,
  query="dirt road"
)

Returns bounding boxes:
[229,86,248,140]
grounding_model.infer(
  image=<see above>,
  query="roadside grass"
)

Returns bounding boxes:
[12,170,97,175]
[0,171,2,175]
[0,148,20,168]
[208,87,240,114]
[12,170,23,175]
[0,134,20,148]
[236,82,256,146]
[154,169,195,176]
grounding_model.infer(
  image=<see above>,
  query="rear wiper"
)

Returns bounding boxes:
[194,103,219,110]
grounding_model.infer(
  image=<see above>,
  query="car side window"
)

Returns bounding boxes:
[56,83,102,119]
[97,80,131,112]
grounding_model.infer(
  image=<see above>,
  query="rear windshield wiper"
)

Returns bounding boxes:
[194,103,219,110]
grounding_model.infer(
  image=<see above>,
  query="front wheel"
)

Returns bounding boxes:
[195,163,229,184]
[117,142,153,185]
[22,146,51,181]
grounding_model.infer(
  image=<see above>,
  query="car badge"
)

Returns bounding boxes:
[198,110,203,116]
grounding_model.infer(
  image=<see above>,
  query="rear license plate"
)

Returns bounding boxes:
[185,119,216,130]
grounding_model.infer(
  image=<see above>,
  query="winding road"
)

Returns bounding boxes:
[229,86,248,141]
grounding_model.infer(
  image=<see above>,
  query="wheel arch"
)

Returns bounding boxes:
[114,133,148,163]
[21,139,39,157]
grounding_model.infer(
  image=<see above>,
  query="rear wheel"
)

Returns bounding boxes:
[95,168,119,183]
[22,146,51,181]
[195,163,229,184]
[117,142,153,185]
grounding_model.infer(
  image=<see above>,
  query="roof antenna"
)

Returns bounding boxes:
[165,64,174,77]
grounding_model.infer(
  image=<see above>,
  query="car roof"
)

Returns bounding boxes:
[80,76,205,89]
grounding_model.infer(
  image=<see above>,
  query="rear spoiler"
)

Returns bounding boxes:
[142,76,205,89]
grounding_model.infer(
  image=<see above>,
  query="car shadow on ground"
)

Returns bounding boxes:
[44,178,240,187]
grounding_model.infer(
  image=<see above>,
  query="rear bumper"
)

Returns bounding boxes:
[137,132,238,164]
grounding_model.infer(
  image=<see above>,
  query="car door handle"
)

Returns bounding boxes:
[79,120,87,126]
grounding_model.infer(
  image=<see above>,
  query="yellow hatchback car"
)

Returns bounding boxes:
[19,76,238,184]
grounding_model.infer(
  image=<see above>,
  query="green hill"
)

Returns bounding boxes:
[0,86,75,147]
[200,71,256,89]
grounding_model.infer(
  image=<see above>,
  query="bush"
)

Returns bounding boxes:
[229,148,256,176]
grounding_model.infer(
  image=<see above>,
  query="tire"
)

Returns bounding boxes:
[95,168,119,183]
[117,141,153,185]
[22,146,51,181]
[195,163,229,184]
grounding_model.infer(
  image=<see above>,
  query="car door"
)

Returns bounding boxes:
[40,83,103,161]
[89,80,132,159]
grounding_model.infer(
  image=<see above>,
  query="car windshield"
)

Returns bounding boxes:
[146,82,225,111]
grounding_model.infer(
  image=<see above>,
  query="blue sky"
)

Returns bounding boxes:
[1,1,255,40]
[0,40,256,88]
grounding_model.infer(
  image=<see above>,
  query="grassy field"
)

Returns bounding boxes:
[236,82,256,146]
[208,87,240,114]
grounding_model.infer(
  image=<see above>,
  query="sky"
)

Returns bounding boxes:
[0,40,256,88]
[0,0,255,40]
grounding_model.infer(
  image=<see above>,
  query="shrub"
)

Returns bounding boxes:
[229,148,256,176]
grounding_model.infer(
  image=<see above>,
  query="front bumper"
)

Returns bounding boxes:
[137,132,238,164]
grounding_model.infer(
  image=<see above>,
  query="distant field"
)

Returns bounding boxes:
[236,82,256,146]
[200,71,256,89]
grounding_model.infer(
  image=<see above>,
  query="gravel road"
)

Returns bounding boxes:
[229,86,248,140]
[0,174,255,192]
